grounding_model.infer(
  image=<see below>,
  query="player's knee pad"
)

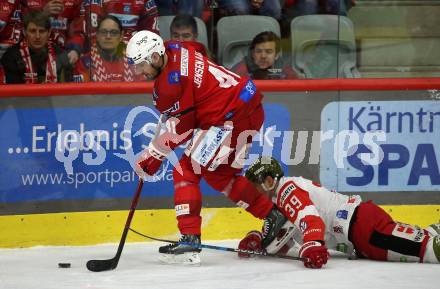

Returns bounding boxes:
[227,176,252,204]
[174,181,203,235]
[370,222,428,262]
[174,181,202,215]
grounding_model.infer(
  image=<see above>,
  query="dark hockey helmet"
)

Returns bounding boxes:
[245,156,284,184]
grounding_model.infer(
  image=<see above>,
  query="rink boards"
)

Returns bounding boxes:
[0,80,439,247]
[0,205,439,248]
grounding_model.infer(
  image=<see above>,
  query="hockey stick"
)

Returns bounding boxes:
[86,179,144,272]
[129,228,307,262]
[87,114,168,272]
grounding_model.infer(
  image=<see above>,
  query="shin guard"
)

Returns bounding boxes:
[174,182,202,235]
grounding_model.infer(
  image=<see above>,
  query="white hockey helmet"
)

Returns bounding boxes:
[126,30,165,65]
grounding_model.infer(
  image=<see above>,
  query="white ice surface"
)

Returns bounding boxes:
[0,241,437,289]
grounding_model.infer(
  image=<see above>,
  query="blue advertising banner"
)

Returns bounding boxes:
[320,100,440,192]
[0,103,290,203]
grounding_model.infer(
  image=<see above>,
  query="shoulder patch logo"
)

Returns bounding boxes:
[167,42,180,50]
[168,71,180,84]
[336,210,348,220]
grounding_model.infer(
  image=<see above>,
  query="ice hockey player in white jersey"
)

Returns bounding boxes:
[238,156,440,268]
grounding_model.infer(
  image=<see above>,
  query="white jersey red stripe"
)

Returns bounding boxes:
[272,176,361,247]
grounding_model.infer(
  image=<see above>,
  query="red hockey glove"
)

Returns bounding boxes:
[136,116,193,177]
[299,241,329,269]
[238,231,263,258]
[135,144,166,177]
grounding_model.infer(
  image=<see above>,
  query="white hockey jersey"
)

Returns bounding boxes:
[267,176,362,255]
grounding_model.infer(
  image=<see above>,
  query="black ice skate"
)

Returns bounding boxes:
[158,234,202,265]
[261,207,287,248]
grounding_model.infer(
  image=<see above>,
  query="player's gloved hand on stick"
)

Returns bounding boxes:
[136,144,166,177]
[136,117,193,177]
[298,241,329,269]
[238,231,263,258]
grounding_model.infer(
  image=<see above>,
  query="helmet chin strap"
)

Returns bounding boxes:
[261,177,278,192]
[151,55,164,75]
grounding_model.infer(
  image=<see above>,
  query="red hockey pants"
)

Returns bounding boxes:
[172,105,273,235]
[349,201,429,261]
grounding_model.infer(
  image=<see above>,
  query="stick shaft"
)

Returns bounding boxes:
[128,228,306,261]
[113,179,144,261]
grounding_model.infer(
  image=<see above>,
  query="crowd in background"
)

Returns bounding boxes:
[0,0,355,84]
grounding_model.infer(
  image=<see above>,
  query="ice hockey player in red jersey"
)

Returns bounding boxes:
[239,156,440,268]
[126,30,286,265]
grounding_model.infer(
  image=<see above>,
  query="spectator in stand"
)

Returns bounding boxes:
[0,0,22,59]
[157,0,204,18]
[280,0,355,37]
[82,0,159,45]
[0,10,73,84]
[22,0,85,65]
[73,15,142,82]
[217,0,282,20]
[170,14,198,42]
[169,14,209,57]
[231,31,299,80]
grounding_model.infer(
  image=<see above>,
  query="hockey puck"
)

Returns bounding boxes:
[58,262,71,268]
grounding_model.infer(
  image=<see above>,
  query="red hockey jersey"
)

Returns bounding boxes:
[73,46,144,82]
[83,0,159,43]
[272,176,361,245]
[153,40,263,147]
[0,0,22,52]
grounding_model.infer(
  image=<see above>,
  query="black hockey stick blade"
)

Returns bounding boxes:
[86,258,118,272]
[86,179,144,272]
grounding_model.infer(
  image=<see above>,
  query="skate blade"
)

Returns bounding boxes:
[158,252,201,265]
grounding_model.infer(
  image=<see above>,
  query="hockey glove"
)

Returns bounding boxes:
[238,231,263,258]
[299,241,329,269]
[136,144,167,177]
[136,117,193,177]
